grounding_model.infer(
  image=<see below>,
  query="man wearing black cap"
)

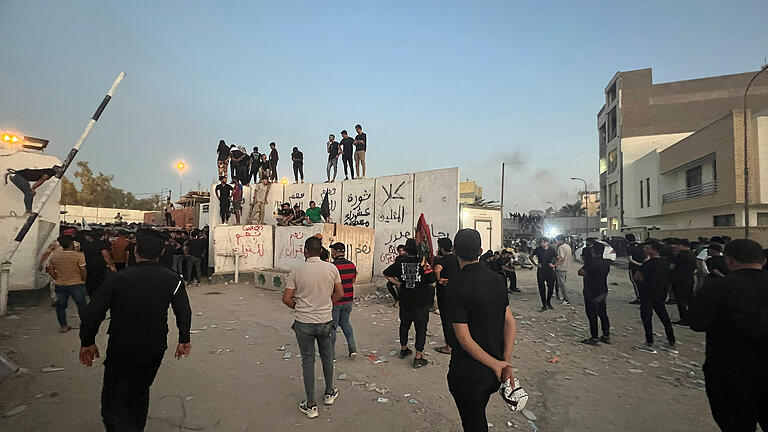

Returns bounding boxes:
[79,228,192,431]
[443,228,518,432]
[689,239,768,432]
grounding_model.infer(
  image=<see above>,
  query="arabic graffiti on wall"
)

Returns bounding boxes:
[344,189,373,227]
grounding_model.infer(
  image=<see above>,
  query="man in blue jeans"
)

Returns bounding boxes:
[6,165,61,215]
[282,236,345,419]
[330,242,358,358]
[46,235,87,333]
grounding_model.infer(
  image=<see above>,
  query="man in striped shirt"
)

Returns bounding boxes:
[330,242,358,358]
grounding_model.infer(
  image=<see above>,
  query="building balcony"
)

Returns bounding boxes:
[662,180,718,203]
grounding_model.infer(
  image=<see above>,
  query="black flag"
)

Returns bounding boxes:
[320,190,331,221]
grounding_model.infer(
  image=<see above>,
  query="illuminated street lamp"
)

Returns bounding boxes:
[176,161,186,200]
[2,133,20,144]
[280,177,289,185]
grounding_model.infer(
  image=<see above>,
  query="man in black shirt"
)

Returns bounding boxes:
[689,239,768,432]
[353,124,367,179]
[250,146,261,185]
[79,228,192,431]
[7,165,61,214]
[530,238,558,311]
[290,204,311,226]
[269,142,279,182]
[669,238,696,325]
[383,238,436,369]
[443,228,517,432]
[184,230,206,285]
[81,230,116,297]
[291,147,304,184]
[229,145,249,185]
[216,140,230,178]
[578,242,611,345]
[339,130,355,180]
[434,237,460,355]
[277,202,294,226]
[705,243,729,279]
[633,241,676,353]
[215,176,233,224]
[326,134,340,183]
[626,233,644,304]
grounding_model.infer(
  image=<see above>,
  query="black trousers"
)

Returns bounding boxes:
[293,163,304,182]
[628,266,641,299]
[342,155,354,178]
[86,270,107,298]
[639,297,676,344]
[584,294,610,339]
[269,161,278,181]
[386,282,399,302]
[671,278,693,323]
[704,363,768,432]
[399,306,429,352]
[101,355,163,432]
[501,270,517,292]
[219,200,230,224]
[436,285,455,344]
[448,365,499,432]
[536,269,555,307]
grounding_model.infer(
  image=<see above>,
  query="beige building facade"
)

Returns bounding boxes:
[597,67,768,237]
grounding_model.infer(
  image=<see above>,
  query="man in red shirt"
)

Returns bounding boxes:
[330,243,357,358]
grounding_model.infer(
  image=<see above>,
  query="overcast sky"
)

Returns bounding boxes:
[2,0,767,212]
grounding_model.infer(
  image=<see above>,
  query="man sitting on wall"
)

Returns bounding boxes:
[291,204,312,226]
[277,203,295,226]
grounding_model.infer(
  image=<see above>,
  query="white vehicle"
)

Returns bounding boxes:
[575,240,617,263]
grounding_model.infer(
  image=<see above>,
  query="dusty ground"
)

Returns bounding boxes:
[0,265,717,431]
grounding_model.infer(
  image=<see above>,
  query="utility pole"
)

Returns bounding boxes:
[1,72,125,315]
[743,64,768,238]
[571,177,589,239]
[500,162,505,214]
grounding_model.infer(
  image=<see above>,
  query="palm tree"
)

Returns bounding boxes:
[560,201,585,217]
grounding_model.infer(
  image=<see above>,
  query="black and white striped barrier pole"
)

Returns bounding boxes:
[0,72,126,315]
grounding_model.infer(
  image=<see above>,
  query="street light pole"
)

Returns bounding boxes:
[743,64,768,239]
[176,161,186,202]
[571,177,589,239]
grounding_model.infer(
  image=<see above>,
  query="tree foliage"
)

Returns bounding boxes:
[59,161,162,211]
[559,200,586,217]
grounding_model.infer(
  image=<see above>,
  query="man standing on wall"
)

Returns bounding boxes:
[353,124,367,179]
[443,228,518,432]
[249,177,271,225]
[340,130,355,180]
[282,236,344,419]
[292,147,304,184]
[216,140,230,178]
[330,243,358,359]
[689,239,768,432]
[530,238,558,312]
[269,142,279,182]
[232,179,244,225]
[215,176,233,225]
[79,228,192,431]
[326,134,340,183]
[553,235,572,306]
[250,146,261,185]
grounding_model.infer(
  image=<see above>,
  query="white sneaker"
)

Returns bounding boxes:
[562,300,570,305]
[324,388,339,405]
[299,401,319,418]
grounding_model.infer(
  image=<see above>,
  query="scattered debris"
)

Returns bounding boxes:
[408,398,419,404]
[522,409,537,421]
[388,350,398,357]
[547,356,559,363]
[584,369,598,376]
[41,367,65,373]
[377,397,389,403]
[3,405,27,418]
[627,360,642,367]
[283,352,292,360]
[5,315,19,320]
[195,312,203,316]
[628,369,643,373]
[338,373,348,380]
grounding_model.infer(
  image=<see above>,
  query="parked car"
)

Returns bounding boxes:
[575,240,617,262]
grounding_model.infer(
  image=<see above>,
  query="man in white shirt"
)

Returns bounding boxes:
[282,236,344,419]
[554,235,572,305]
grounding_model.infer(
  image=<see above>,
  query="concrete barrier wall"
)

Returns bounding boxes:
[414,167,460,253]
[311,182,342,222]
[264,183,285,225]
[373,174,415,274]
[284,183,312,211]
[340,178,375,227]
[325,225,375,283]
[273,224,333,271]
[213,224,274,273]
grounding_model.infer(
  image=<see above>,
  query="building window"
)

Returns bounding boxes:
[646,178,651,208]
[607,82,617,104]
[758,213,768,227]
[713,159,717,181]
[713,214,735,227]
[608,149,618,174]
[608,182,618,208]
[607,107,618,141]
[639,181,644,208]
[686,166,702,189]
